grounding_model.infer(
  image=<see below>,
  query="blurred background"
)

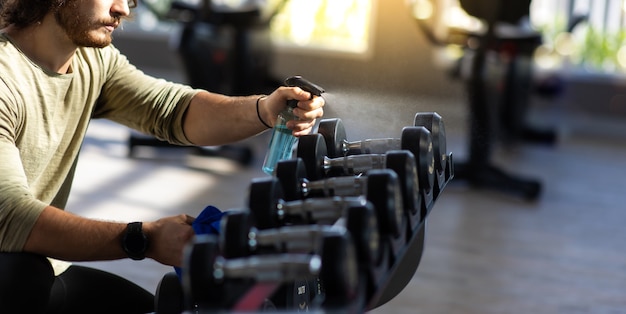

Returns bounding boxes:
[71,0,626,313]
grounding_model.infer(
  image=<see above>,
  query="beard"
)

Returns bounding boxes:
[54,2,120,48]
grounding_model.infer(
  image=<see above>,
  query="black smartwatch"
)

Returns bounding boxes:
[122,222,148,260]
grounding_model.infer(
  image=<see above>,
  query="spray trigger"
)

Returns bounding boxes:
[285,76,325,108]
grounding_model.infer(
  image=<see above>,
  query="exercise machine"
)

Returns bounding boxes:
[411,0,553,200]
[127,0,290,164]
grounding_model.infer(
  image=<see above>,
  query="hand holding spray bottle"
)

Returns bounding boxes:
[262,76,325,175]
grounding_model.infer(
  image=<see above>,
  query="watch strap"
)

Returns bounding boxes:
[123,221,148,260]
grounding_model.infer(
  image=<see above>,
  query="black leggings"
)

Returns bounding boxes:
[0,252,154,314]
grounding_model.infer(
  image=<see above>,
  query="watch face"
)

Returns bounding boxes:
[124,223,147,260]
[126,233,147,252]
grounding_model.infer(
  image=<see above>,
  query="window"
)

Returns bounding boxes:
[267,0,376,58]
[408,0,626,74]
[124,0,376,58]
[531,0,626,74]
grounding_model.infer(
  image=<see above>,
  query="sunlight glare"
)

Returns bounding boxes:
[617,46,626,68]
[412,0,434,20]
[272,0,372,54]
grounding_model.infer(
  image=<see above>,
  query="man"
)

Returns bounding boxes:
[0,0,325,312]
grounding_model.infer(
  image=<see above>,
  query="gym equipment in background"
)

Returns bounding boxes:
[127,0,290,164]
[410,0,554,200]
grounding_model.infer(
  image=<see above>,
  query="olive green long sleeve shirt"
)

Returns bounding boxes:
[0,32,199,254]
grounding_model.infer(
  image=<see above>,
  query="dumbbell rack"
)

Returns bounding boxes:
[157,112,453,314]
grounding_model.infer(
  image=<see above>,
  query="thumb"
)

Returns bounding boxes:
[183,214,195,225]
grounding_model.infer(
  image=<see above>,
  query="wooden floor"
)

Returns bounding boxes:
[371,135,626,314]
[70,90,626,314]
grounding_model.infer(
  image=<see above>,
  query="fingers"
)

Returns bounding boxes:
[292,100,324,119]
[286,86,316,101]
[183,214,195,225]
[266,86,325,136]
[288,106,324,136]
[280,86,325,110]
[146,215,196,267]
[287,86,324,115]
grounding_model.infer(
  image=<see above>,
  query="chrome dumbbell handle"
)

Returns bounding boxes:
[278,196,368,224]
[251,225,345,253]
[345,138,402,155]
[323,154,387,175]
[215,253,321,282]
[304,176,368,197]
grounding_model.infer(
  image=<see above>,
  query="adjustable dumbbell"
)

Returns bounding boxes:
[413,112,454,197]
[220,206,388,301]
[297,133,434,218]
[248,172,407,260]
[275,157,421,236]
[183,233,364,311]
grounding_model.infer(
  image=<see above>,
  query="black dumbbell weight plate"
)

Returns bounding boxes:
[385,150,420,216]
[248,177,285,229]
[155,272,184,314]
[219,210,253,258]
[401,126,435,195]
[365,169,403,239]
[414,112,447,175]
[275,158,307,201]
[318,118,347,158]
[346,202,383,268]
[182,235,221,308]
[296,134,328,181]
[320,233,361,308]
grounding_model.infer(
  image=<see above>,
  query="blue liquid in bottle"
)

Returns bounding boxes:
[262,75,324,175]
[262,108,297,175]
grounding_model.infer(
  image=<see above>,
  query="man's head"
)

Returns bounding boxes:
[1,0,137,48]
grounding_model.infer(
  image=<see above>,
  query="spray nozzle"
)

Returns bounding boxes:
[285,76,325,108]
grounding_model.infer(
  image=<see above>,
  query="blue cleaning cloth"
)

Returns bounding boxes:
[174,205,225,278]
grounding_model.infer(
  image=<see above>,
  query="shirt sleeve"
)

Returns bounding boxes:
[0,69,45,251]
[0,101,47,250]
[92,45,200,146]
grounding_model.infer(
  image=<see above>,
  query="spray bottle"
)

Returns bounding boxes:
[262,76,325,175]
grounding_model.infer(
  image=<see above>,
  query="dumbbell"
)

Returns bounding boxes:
[182,233,363,311]
[318,113,451,199]
[316,117,409,158]
[248,172,407,259]
[220,211,323,310]
[219,210,344,311]
[220,204,389,294]
[275,157,421,236]
[297,133,434,217]
[413,112,453,197]
[220,209,364,257]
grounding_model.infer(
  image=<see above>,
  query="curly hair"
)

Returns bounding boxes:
[0,0,137,28]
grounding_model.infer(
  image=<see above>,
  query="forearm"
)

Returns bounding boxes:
[183,91,270,146]
[22,206,195,267]
[23,206,127,262]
